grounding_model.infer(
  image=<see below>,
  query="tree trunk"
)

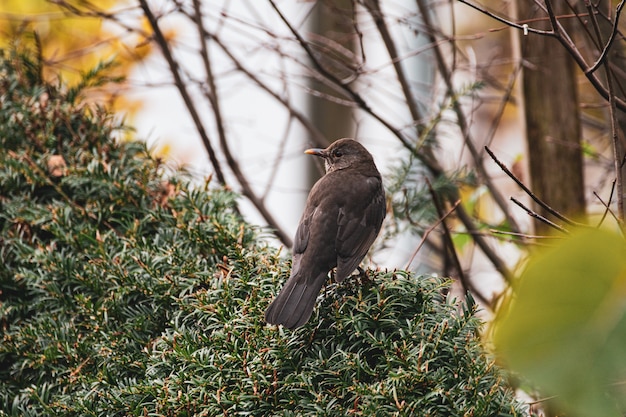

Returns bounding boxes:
[309,0,356,144]
[517,0,586,234]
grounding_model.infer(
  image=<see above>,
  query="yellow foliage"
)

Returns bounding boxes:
[0,0,154,123]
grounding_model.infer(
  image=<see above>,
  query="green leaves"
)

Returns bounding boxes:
[494,228,626,417]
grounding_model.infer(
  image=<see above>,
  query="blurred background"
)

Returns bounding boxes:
[1,0,624,314]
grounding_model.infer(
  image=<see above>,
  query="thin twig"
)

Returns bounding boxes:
[138,0,227,186]
[543,0,561,36]
[263,115,294,202]
[456,0,555,36]
[593,180,622,229]
[268,0,418,154]
[414,0,521,235]
[456,0,626,112]
[426,181,465,284]
[426,179,491,308]
[363,0,432,159]
[489,229,562,240]
[481,61,523,152]
[197,27,329,149]
[585,0,626,74]
[355,0,512,280]
[484,146,581,227]
[405,199,462,270]
[510,197,569,234]
[191,0,292,247]
[585,1,625,224]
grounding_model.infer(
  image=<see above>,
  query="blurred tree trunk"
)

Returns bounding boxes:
[305,0,357,202]
[517,0,586,234]
[309,0,356,146]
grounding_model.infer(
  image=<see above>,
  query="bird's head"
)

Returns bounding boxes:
[305,138,376,174]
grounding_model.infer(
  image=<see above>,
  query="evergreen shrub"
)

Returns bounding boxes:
[0,48,528,416]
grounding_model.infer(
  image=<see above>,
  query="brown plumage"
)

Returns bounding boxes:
[265,138,386,329]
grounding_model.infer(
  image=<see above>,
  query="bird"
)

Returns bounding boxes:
[265,138,386,329]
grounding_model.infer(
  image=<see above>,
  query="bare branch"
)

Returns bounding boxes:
[593,181,622,229]
[198,29,329,149]
[414,0,522,235]
[586,0,626,74]
[510,197,569,235]
[484,146,582,227]
[405,198,461,270]
[426,178,492,309]
[580,0,625,224]
[362,0,426,143]
[457,0,626,112]
[268,0,419,154]
[194,1,293,246]
[138,0,227,186]
[456,0,555,36]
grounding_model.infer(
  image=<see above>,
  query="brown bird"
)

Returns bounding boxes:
[265,138,386,329]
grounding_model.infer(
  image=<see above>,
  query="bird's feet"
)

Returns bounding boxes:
[355,266,372,285]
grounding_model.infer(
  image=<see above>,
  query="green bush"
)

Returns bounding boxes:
[0,48,528,416]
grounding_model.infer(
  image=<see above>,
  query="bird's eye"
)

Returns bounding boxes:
[333,150,343,157]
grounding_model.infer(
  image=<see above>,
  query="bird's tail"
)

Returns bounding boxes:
[264,272,327,329]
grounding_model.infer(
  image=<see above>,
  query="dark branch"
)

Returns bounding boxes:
[484,146,581,227]
[138,0,227,185]
[510,197,569,234]
[191,0,293,247]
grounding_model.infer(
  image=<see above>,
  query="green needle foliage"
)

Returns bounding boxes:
[0,48,528,416]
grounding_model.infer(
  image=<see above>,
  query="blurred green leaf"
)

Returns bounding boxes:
[494,227,626,417]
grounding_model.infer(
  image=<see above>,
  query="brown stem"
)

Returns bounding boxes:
[414,0,522,235]
[457,0,626,112]
[138,0,226,186]
[191,0,292,247]
[586,0,626,74]
[510,197,569,234]
[268,0,418,154]
[484,146,582,227]
[583,0,625,224]
[426,179,492,309]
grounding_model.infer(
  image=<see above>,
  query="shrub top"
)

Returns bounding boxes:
[0,49,528,416]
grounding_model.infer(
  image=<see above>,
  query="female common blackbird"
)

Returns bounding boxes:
[265,138,386,329]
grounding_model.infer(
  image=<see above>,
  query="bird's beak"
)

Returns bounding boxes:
[305,148,328,158]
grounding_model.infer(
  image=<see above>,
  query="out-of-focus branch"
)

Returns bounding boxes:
[456,0,626,112]
[413,0,522,235]
[456,0,554,36]
[484,146,582,228]
[510,197,569,235]
[594,181,619,228]
[586,0,625,74]
[583,0,625,224]
[268,0,418,154]
[426,179,492,309]
[354,0,516,280]
[138,0,226,186]
[191,0,293,247]
[141,0,292,247]
[362,0,433,158]
[177,7,330,149]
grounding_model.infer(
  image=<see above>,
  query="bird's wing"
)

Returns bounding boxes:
[335,177,385,281]
[293,212,310,255]
[290,210,310,280]
[291,202,331,280]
